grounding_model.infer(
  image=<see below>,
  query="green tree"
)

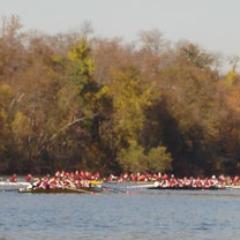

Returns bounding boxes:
[118,140,146,172]
[147,146,172,172]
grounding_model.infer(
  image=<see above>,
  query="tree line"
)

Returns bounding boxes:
[0,16,240,176]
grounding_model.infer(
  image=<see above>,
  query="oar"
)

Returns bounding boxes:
[126,183,159,189]
[102,181,160,192]
[64,187,95,194]
[101,184,128,193]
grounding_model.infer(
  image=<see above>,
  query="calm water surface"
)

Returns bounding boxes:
[1,187,240,240]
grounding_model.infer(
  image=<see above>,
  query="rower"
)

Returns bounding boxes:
[24,174,32,182]
[9,174,17,182]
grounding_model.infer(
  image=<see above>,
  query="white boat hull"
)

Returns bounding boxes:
[0,181,31,190]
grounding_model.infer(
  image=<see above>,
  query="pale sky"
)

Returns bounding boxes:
[1,0,240,57]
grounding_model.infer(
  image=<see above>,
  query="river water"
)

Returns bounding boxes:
[1,187,240,240]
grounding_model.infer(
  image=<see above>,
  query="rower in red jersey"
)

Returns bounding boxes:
[130,173,137,182]
[162,174,169,180]
[24,174,32,182]
[9,174,17,182]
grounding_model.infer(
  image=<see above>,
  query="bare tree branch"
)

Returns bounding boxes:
[48,113,98,143]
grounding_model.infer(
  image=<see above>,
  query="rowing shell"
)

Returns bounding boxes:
[225,185,240,189]
[19,186,103,194]
[0,181,32,190]
[148,186,226,190]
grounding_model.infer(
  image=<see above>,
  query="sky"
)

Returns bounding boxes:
[0,0,240,58]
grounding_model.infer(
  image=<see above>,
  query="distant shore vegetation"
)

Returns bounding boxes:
[0,15,240,176]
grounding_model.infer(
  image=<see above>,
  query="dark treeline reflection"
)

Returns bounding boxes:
[0,16,240,176]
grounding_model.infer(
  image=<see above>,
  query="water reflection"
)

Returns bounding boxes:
[1,189,240,240]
